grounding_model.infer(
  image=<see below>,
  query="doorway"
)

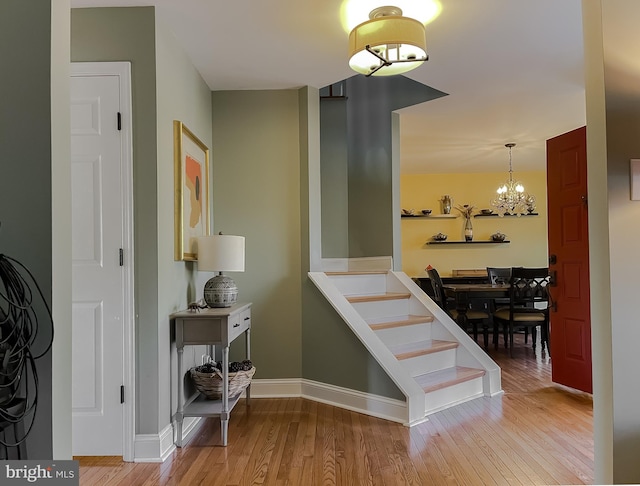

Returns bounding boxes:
[547,126,592,393]
[70,62,135,459]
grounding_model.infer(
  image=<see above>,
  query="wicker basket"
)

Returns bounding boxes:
[190,366,256,400]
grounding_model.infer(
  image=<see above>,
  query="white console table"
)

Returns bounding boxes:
[170,302,251,447]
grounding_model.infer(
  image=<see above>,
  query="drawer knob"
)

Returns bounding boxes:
[233,323,240,327]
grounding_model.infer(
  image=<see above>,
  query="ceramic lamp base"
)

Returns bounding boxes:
[203,274,238,308]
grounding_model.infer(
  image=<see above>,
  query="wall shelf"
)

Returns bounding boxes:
[427,240,511,245]
[401,214,458,219]
[473,212,538,218]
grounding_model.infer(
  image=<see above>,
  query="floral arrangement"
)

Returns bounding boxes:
[454,204,476,220]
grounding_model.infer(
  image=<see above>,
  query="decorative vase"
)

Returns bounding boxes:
[441,195,452,214]
[464,218,473,241]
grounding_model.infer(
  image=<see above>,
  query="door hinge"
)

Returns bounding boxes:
[119,248,124,266]
[120,385,125,404]
[117,112,122,131]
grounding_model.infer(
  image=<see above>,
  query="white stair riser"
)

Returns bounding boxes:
[400,349,457,376]
[374,324,433,346]
[424,377,484,415]
[328,274,387,295]
[428,322,458,342]
[351,299,410,319]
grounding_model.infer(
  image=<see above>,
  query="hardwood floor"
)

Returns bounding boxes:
[77,334,593,485]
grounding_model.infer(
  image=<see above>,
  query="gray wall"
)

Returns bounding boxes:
[333,75,445,257]
[0,0,53,459]
[600,2,640,481]
[583,0,640,482]
[51,0,73,460]
[320,95,349,257]
[71,6,160,434]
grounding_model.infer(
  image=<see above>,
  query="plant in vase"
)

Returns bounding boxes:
[455,204,476,241]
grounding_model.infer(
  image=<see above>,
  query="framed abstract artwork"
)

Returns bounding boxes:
[174,120,210,261]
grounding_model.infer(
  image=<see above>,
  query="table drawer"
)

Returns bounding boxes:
[229,308,251,342]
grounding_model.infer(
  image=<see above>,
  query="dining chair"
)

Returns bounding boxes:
[487,267,512,286]
[492,267,550,357]
[487,266,527,345]
[427,267,492,347]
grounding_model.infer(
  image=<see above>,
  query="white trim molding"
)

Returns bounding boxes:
[134,417,201,462]
[250,378,408,424]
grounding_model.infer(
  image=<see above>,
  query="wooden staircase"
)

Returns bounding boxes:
[308,267,502,425]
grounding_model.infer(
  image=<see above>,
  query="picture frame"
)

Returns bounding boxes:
[174,120,210,261]
[631,159,640,200]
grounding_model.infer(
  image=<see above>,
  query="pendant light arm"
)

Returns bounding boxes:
[506,142,515,182]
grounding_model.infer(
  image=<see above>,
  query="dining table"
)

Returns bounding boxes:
[443,283,511,347]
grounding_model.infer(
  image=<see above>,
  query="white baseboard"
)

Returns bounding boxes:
[251,378,407,424]
[133,417,201,462]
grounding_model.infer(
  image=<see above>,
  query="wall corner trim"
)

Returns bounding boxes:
[133,418,200,462]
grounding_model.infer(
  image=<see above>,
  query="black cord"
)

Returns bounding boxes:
[0,253,54,448]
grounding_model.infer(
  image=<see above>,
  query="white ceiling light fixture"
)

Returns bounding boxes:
[348,6,428,77]
[491,143,536,216]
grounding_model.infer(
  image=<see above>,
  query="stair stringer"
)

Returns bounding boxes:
[388,272,502,398]
[308,271,426,426]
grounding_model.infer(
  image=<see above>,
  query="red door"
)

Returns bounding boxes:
[546,126,592,393]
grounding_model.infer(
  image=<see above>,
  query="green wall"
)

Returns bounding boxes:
[0,0,53,459]
[212,90,303,377]
[211,89,403,398]
[155,14,214,429]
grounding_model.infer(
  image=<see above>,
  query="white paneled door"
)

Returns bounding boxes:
[71,64,133,457]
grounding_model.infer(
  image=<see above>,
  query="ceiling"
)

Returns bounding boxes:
[69,0,586,174]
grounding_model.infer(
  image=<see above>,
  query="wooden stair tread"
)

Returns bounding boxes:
[414,366,485,394]
[368,315,434,330]
[388,340,458,360]
[346,292,411,303]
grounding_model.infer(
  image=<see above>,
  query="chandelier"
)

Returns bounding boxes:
[491,143,535,216]
[348,6,428,77]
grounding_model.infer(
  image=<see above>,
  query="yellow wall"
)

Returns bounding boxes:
[401,171,549,277]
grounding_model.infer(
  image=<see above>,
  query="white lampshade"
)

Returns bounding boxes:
[197,235,245,273]
[348,9,427,77]
[197,234,245,307]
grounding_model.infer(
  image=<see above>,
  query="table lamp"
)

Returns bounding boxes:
[197,233,245,307]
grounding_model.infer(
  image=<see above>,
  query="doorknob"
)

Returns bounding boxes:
[549,254,557,265]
